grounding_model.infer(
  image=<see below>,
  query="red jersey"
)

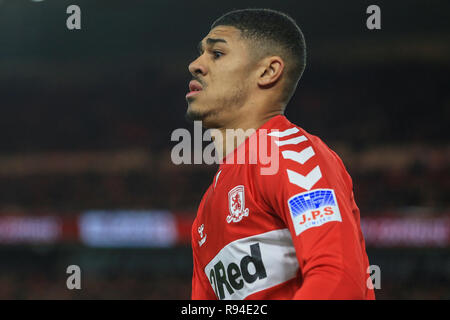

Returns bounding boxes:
[191,115,375,300]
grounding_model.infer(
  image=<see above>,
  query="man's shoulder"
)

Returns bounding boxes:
[265,115,337,161]
[257,116,350,186]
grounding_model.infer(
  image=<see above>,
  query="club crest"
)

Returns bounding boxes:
[227,185,250,223]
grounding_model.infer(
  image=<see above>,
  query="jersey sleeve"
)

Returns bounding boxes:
[259,132,371,299]
[191,253,213,299]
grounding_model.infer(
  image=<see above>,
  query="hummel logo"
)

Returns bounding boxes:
[198,224,207,247]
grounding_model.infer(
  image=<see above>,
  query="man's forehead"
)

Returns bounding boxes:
[202,26,241,43]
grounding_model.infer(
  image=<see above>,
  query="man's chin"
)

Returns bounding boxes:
[185,105,206,122]
[185,106,219,129]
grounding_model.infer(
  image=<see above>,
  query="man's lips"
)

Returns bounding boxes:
[186,91,200,98]
[189,80,203,91]
[186,80,203,98]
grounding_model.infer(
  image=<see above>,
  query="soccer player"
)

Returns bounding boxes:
[185,8,375,300]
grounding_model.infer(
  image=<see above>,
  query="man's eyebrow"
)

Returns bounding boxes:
[197,38,228,54]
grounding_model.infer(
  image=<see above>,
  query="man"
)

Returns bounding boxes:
[186,8,375,300]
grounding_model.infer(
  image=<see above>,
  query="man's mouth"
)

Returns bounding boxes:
[186,80,203,98]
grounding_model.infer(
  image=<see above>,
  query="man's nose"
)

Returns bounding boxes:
[188,57,207,77]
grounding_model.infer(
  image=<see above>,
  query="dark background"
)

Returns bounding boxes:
[0,0,448,299]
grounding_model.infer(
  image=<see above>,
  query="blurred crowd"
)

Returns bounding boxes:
[0,270,191,300]
[0,144,448,215]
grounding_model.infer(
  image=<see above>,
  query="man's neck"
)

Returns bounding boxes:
[211,110,283,162]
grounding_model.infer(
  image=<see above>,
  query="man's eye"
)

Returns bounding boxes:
[212,51,223,59]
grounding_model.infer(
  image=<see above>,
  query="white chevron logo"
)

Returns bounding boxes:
[268,127,299,138]
[274,135,307,147]
[281,146,315,165]
[269,126,321,190]
[286,166,322,190]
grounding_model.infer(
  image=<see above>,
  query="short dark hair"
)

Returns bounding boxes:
[211,8,306,104]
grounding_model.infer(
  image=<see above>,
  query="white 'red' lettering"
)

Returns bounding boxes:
[204,229,299,300]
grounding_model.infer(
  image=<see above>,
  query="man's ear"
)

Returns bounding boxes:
[257,56,284,87]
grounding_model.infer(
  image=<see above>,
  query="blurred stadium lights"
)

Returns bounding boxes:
[79,210,177,248]
[0,210,448,248]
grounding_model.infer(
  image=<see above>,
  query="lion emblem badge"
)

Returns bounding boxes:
[227,185,250,223]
